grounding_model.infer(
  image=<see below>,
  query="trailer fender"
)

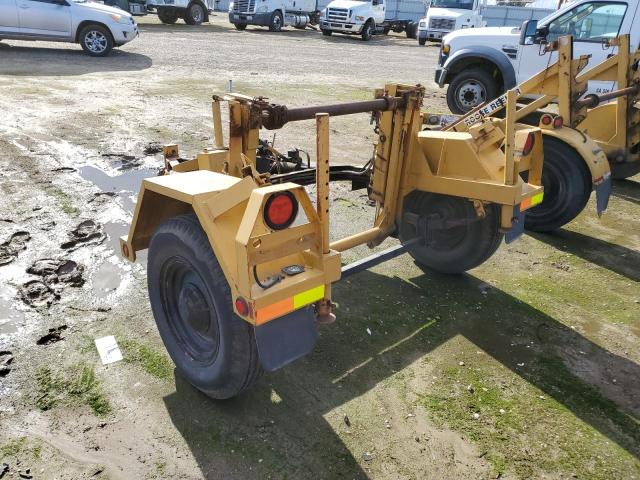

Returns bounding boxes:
[541,128,612,215]
[442,46,517,90]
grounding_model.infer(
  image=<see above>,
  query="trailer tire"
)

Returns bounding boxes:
[321,29,332,36]
[234,23,247,30]
[184,2,205,25]
[361,20,374,41]
[269,10,283,32]
[447,68,498,114]
[157,7,179,24]
[524,136,591,232]
[399,192,503,274]
[147,214,263,400]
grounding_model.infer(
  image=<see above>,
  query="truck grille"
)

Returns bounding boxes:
[234,0,255,13]
[327,8,348,22]
[429,18,455,31]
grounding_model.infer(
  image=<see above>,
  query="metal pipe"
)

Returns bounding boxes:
[575,85,640,108]
[330,227,384,252]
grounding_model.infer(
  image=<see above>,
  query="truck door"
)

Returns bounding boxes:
[0,0,20,34]
[517,1,632,94]
[17,0,72,39]
[372,0,385,23]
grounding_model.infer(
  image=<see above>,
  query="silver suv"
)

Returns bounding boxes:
[0,0,139,56]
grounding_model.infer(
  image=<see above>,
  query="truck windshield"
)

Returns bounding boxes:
[430,0,474,10]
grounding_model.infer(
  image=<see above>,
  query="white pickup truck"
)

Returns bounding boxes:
[436,0,640,113]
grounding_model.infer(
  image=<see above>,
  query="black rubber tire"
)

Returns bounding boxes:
[184,2,205,25]
[269,10,283,32]
[157,7,179,24]
[524,136,591,232]
[418,37,426,45]
[79,24,114,57]
[399,192,503,274]
[147,214,263,399]
[321,29,332,36]
[406,21,417,39]
[382,27,390,34]
[361,20,374,41]
[447,67,499,114]
[234,23,247,30]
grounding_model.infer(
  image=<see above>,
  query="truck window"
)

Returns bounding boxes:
[430,0,474,10]
[546,2,627,42]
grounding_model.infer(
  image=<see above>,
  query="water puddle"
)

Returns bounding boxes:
[78,165,156,214]
[92,261,123,300]
[0,285,24,336]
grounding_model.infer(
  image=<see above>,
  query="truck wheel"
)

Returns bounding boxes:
[269,11,283,32]
[184,2,205,25]
[79,24,114,57]
[234,23,247,30]
[418,37,426,45]
[406,21,417,39]
[157,7,178,24]
[361,21,374,41]
[524,136,591,232]
[399,192,503,274]
[147,214,263,399]
[447,68,498,114]
[321,29,332,36]
[382,26,390,34]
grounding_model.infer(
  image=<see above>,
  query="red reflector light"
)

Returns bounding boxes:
[541,114,553,125]
[235,297,249,316]
[264,191,298,230]
[522,133,535,156]
[553,116,564,129]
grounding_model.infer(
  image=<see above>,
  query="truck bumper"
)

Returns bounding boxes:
[319,20,363,34]
[112,22,139,46]
[425,30,448,42]
[435,67,447,87]
[229,11,271,26]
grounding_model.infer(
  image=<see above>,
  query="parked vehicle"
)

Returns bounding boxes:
[417,0,553,45]
[436,0,640,113]
[319,0,416,40]
[228,0,318,31]
[105,0,214,25]
[0,0,138,56]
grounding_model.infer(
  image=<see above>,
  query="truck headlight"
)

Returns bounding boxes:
[355,15,365,21]
[419,21,426,27]
[320,9,326,18]
[442,43,450,54]
[228,1,234,10]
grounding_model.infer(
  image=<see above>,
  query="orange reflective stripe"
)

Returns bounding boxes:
[256,297,294,325]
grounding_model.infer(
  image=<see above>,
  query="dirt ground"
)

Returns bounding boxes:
[0,14,639,480]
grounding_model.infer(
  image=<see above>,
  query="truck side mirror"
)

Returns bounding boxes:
[519,19,543,45]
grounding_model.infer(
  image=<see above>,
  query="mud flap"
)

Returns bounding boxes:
[254,306,318,372]
[595,174,612,217]
[505,204,525,244]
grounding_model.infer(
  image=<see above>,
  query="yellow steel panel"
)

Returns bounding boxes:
[293,285,325,309]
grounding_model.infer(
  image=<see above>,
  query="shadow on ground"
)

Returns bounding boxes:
[612,178,640,206]
[0,43,152,76]
[164,267,640,479]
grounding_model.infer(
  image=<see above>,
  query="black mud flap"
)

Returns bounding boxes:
[254,306,318,372]
[505,204,525,244]
[595,174,612,217]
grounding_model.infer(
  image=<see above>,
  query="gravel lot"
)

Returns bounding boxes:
[0,14,638,480]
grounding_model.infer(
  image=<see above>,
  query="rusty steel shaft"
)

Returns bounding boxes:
[575,85,640,108]
[261,96,406,130]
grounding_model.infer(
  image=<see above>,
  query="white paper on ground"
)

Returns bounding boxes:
[95,335,123,365]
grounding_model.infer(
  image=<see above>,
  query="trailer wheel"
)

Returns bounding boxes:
[399,192,503,274]
[321,29,332,36]
[361,20,374,41]
[147,214,263,400]
[234,23,247,30]
[269,10,283,32]
[184,2,205,25]
[524,136,591,232]
[447,68,498,114]
[157,7,179,24]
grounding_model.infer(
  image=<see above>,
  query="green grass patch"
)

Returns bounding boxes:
[46,186,78,215]
[0,437,42,461]
[119,339,173,381]
[36,364,111,416]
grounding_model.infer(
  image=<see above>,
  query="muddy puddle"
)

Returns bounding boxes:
[0,285,23,336]
[79,165,157,214]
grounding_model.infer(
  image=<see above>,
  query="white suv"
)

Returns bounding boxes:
[0,0,139,56]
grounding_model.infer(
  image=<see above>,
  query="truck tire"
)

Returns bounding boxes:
[418,37,426,45]
[157,7,179,24]
[382,26,390,34]
[234,23,247,30]
[447,68,498,114]
[79,24,114,57]
[399,192,503,274]
[184,2,205,25]
[321,29,332,36]
[524,136,591,232]
[147,214,263,400]
[361,20,374,41]
[269,10,283,32]
[406,21,417,39]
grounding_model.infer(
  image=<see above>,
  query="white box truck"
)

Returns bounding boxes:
[106,0,215,25]
[228,0,319,31]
